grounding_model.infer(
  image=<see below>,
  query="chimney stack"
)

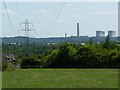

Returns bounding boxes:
[65,33,67,38]
[77,23,79,37]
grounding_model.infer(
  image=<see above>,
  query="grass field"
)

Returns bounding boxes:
[0,71,2,89]
[2,69,118,88]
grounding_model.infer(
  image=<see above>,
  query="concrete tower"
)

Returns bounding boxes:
[108,31,116,37]
[77,23,79,37]
[96,31,105,37]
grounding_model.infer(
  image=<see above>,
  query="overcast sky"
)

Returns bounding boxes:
[1,1,118,38]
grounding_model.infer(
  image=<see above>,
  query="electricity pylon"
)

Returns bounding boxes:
[18,19,35,56]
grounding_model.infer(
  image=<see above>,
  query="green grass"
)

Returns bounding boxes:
[0,71,2,89]
[0,57,2,89]
[2,69,118,88]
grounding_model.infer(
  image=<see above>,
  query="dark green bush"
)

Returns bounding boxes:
[2,61,8,71]
[21,57,41,69]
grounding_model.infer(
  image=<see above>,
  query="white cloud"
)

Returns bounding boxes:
[56,17,67,23]
[2,9,14,16]
[37,9,49,16]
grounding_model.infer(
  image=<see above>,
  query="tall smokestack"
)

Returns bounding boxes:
[77,23,79,37]
[65,33,67,38]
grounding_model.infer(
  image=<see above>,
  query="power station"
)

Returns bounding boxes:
[96,31,105,37]
[108,31,116,37]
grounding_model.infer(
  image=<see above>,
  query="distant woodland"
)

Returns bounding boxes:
[2,35,120,70]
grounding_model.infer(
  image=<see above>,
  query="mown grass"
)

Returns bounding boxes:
[2,69,118,88]
[0,71,2,89]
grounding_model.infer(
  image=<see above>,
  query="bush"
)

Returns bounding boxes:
[41,42,120,68]
[21,57,41,69]
[2,61,8,71]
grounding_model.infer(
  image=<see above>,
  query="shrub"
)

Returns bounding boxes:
[2,61,8,71]
[21,57,41,69]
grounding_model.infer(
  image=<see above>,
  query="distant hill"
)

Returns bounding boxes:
[1,36,118,44]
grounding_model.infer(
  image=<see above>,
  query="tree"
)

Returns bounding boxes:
[102,35,117,49]
[88,37,94,44]
[21,57,41,68]
[75,45,95,67]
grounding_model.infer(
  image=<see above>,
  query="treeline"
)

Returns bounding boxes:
[21,36,120,68]
[2,35,120,69]
[2,43,60,70]
[2,43,59,58]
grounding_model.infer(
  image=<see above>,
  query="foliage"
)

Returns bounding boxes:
[102,35,118,49]
[88,37,94,44]
[41,42,120,68]
[2,61,8,71]
[2,36,120,68]
[21,57,41,69]
[5,63,16,71]
[2,61,16,71]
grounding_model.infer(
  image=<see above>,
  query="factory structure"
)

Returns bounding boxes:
[63,23,118,43]
[96,30,116,37]
[63,23,118,44]
[77,23,79,37]
[76,23,116,38]
[2,23,119,44]
[108,31,116,37]
[96,31,105,37]
[65,33,67,38]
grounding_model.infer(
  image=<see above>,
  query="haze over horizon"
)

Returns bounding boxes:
[1,1,118,38]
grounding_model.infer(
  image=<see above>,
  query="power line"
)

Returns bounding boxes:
[42,2,62,35]
[3,0,15,35]
[45,1,66,36]
[33,2,46,37]
[37,2,46,31]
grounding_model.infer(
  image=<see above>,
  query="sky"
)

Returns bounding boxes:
[1,1,118,38]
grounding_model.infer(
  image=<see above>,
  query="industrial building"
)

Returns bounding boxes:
[108,31,116,37]
[96,31,105,37]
